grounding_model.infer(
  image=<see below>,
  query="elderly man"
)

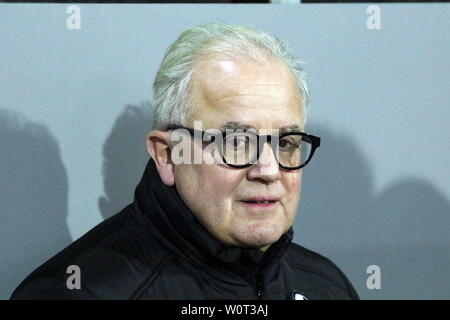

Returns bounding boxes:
[11,23,358,300]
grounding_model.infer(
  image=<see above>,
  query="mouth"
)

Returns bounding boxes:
[238,197,280,208]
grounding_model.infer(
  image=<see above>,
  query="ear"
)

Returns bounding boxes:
[146,130,175,186]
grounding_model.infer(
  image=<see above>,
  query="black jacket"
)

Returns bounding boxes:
[11,159,359,300]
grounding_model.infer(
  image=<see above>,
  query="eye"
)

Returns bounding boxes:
[225,135,248,149]
[279,136,300,150]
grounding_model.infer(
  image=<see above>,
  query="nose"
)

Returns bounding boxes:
[246,142,281,183]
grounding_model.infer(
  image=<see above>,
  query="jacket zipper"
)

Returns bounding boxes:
[255,267,264,299]
[253,235,290,299]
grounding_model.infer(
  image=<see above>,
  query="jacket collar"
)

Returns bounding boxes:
[132,158,293,278]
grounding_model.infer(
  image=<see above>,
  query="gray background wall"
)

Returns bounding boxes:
[0,3,449,299]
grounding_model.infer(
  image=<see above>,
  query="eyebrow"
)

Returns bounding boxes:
[218,121,304,133]
[279,124,303,133]
[218,122,252,131]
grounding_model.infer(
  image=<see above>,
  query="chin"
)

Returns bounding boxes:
[233,222,284,248]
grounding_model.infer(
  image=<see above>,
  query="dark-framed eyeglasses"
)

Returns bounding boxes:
[166,124,321,170]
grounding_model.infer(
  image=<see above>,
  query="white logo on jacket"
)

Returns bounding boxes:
[293,292,309,300]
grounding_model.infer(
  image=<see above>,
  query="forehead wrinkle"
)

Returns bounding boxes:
[207,94,290,112]
[195,76,290,108]
[253,81,285,86]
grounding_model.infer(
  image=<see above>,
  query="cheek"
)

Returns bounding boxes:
[185,166,246,235]
[205,168,243,205]
[285,171,302,205]
[178,165,242,209]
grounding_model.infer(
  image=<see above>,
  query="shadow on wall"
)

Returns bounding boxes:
[0,109,72,299]
[295,123,450,299]
[98,103,153,220]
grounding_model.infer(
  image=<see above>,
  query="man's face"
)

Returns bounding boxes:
[168,58,303,249]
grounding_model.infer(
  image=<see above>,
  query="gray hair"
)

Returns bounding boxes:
[152,22,310,130]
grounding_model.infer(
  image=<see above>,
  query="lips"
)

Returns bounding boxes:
[238,196,280,208]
